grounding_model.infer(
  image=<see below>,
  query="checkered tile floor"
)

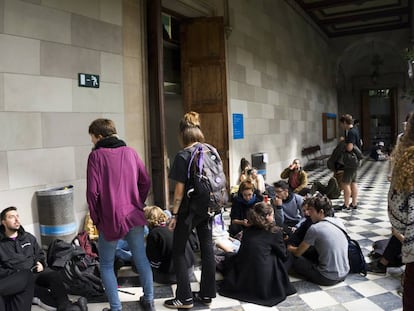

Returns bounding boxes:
[33,159,404,310]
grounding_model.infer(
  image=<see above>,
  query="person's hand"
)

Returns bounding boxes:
[273,197,283,206]
[242,219,249,226]
[168,217,177,231]
[34,261,44,273]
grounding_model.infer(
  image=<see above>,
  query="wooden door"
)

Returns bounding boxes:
[147,0,169,209]
[180,17,229,176]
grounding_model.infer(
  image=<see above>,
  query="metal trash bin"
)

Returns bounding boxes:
[36,185,77,248]
[251,152,267,180]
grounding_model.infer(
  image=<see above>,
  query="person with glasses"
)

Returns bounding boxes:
[272,180,304,237]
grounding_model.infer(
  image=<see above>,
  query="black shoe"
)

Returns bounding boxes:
[75,297,88,311]
[350,203,358,209]
[164,297,193,309]
[368,260,387,274]
[139,296,155,311]
[334,205,343,211]
[57,301,82,311]
[193,292,212,306]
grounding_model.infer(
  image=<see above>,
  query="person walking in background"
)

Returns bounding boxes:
[164,112,217,309]
[280,158,309,196]
[86,118,154,311]
[339,114,362,210]
[387,112,414,310]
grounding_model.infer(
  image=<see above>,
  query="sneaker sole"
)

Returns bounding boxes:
[164,303,194,309]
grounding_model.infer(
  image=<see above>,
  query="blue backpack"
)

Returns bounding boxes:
[187,143,228,218]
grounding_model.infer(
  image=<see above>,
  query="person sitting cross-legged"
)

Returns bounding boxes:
[271,180,304,237]
[287,195,349,286]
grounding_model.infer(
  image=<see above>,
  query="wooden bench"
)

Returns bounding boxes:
[302,145,330,169]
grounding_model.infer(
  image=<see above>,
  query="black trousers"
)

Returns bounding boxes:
[34,268,70,308]
[383,235,402,266]
[173,215,216,300]
[0,270,34,311]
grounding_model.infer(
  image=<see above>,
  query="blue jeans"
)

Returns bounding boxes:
[99,226,153,311]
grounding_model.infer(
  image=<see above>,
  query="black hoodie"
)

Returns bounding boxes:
[0,225,46,278]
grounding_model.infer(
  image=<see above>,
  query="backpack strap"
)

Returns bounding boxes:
[321,219,350,241]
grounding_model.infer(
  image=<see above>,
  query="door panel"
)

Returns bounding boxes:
[147,0,169,209]
[181,17,229,176]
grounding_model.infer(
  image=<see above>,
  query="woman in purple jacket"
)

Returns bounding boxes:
[86,118,154,311]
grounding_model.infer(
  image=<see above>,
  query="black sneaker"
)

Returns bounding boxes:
[350,203,358,209]
[368,260,386,274]
[139,296,155,311]
[164,298,193,309]
[333,205,343,211]
[193,292,212,306]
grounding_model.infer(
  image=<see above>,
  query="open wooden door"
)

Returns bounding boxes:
[147,0,169,209]
[181,17,229,176]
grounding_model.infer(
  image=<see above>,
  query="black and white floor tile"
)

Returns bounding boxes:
[33,159,404,310]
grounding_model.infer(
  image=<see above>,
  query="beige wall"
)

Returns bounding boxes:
[226,0,338,185]
[0,0,147,239]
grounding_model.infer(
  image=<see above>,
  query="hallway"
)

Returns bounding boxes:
[56,159,404,311]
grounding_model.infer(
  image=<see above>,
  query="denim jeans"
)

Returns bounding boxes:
[99,226,154,311]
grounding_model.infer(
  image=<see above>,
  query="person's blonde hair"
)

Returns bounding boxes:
[144,205,168,229]
[391,112,414,192]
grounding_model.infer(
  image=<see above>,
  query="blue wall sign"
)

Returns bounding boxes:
[233,113,244,139]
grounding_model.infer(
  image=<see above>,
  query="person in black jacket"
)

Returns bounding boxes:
[144,206,194,284]
[219,202,296,306]
[0,206,87,311]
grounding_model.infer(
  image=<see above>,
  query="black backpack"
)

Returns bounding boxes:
[47,239,105,300]
[187,143,228,218]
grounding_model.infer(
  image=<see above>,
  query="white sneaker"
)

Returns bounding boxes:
[32,297,57,311]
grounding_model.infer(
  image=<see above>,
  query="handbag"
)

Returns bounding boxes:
[322,219,367,276]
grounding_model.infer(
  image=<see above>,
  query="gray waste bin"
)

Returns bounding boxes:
[36,185,77,248]
[251,152,267,180]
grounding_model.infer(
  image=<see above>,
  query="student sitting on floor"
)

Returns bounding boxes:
[287,195,349,286]
[219,202,296,307]
[229,180,263,238]
[280,158,310,196]
[144,206,194,284]
[271,180,304,236]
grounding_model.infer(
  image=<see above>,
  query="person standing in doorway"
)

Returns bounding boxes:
[339,114,362,210]
[86,118,154,311]
[164,112,217,309]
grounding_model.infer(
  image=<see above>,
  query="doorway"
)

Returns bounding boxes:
[147,1,229,209]
[361,88,397,153]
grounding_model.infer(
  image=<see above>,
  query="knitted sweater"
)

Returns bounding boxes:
[388,146,414,264]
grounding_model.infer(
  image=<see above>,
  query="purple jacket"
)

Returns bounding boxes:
[86,146,151,241]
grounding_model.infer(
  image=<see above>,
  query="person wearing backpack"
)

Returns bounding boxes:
[86,119,154,311]
[0,206,87,311]
[287,195,350,286]
[164,112,218,309]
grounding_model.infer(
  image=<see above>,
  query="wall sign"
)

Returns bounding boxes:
[78,73,100,88]
[233,113,244,139]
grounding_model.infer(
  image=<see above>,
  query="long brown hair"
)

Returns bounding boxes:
[247,202,278,232]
